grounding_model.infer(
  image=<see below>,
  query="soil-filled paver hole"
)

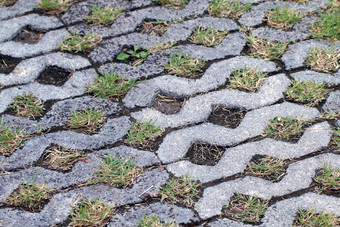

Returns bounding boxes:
[185,142,225,166]
[0,54,21,74]
[152,94,185,114]
[208,105,247,128]
[37,66,72,86]
[137,20,169,37]
[13,26,44,44]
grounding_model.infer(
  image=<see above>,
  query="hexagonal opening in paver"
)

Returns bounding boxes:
[125,120,165,152]
[266,6,305,31]
[0,124,27,157]
[222,193,269,224]
[0,0,18,7]
[66,108,106,135]
[8,93,45,120]
[116,45,149,66]
[263,116,309,142]
[39,145,85,172]
[152,94,185,115]
[305,47,340,74]
[158,175,202,208]
[12,26,44,44]
[136,19,171,37]
[36,66,72,87]
[208,0,252,19]
[208,105,247,129]
[0,54,21,74]
[292,208,340,227]
[245,155,287,181]
[4,177,55,212]
[227,67,267,92]
[313,165,340,193]
[185,142,225,166]
[91,153,144,189]
[69,198,115,226]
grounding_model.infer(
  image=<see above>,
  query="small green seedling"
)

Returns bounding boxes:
[312,8,340,42]
[9,93,44,119]
[88,70,137,100]
[263,117,307,141]
[189,26,228,47]
[286,80,331,106]
[36,0,71,15]
[117,46,149,66]
[247,36,287,60]
[69,198,114,227]
[155,0,189,9]
[139,216,178,227]
[165,52,206,77]
[267,6,305,30]
[293,208,340,227]
[92,154,143,188]
[0,124,27,156]
[208,0,252,19]
[5,174,53,212]
[314,165,340,191]
[59,32,101,53]
[223,193,269,223]
[246,156,286,181]
[228,67,267,92]
[158,175,201,207]
[67,109,105,134]
[306,47,340,73]
[85,5,122,25]
[125,120,164,146]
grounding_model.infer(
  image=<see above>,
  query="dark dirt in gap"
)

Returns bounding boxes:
[13,27,44,44]
[37,66,72,86]
[185,142,225,166]
[136,20,169,37]
[208,105,247,129]
[0,55,21,74]
[152,94,185,115]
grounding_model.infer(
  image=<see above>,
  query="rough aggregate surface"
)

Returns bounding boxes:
[0,0,339,226]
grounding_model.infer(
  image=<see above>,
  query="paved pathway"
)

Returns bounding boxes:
[0,0,339,226]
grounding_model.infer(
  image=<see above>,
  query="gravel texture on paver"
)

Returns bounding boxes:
[0,0,339,226]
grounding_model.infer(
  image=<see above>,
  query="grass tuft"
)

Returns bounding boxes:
[0,124,27,156]
[189,26,228,47]
[59,32,101,53]
[91,154,143,188]
[331,128,339,152]
[267,6,305,30]
[87,70,137,100]
[155,0,189,9]
[67,109,105,134]
[306,47,340,73]
[36,0,71,15]
[9,93,44,119]
[228,67,267,92]
[165,52,206,77]
[223,193,269,223]
[285,80,331,106]
[5,175,53,212]
[85,5,122,25]
[293,208,340,227]
[125,120,164,147]
[0,0,17,7]
[139,216,178,227]
[69,198,114,227]
[312,8,340,42]
[247,36,287,60]
[314,165,340,191]
[148,42,177,54]
[263,117,307,141]
[246,156,286,181]
[208,0,252,19]
[158,175,201,207]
